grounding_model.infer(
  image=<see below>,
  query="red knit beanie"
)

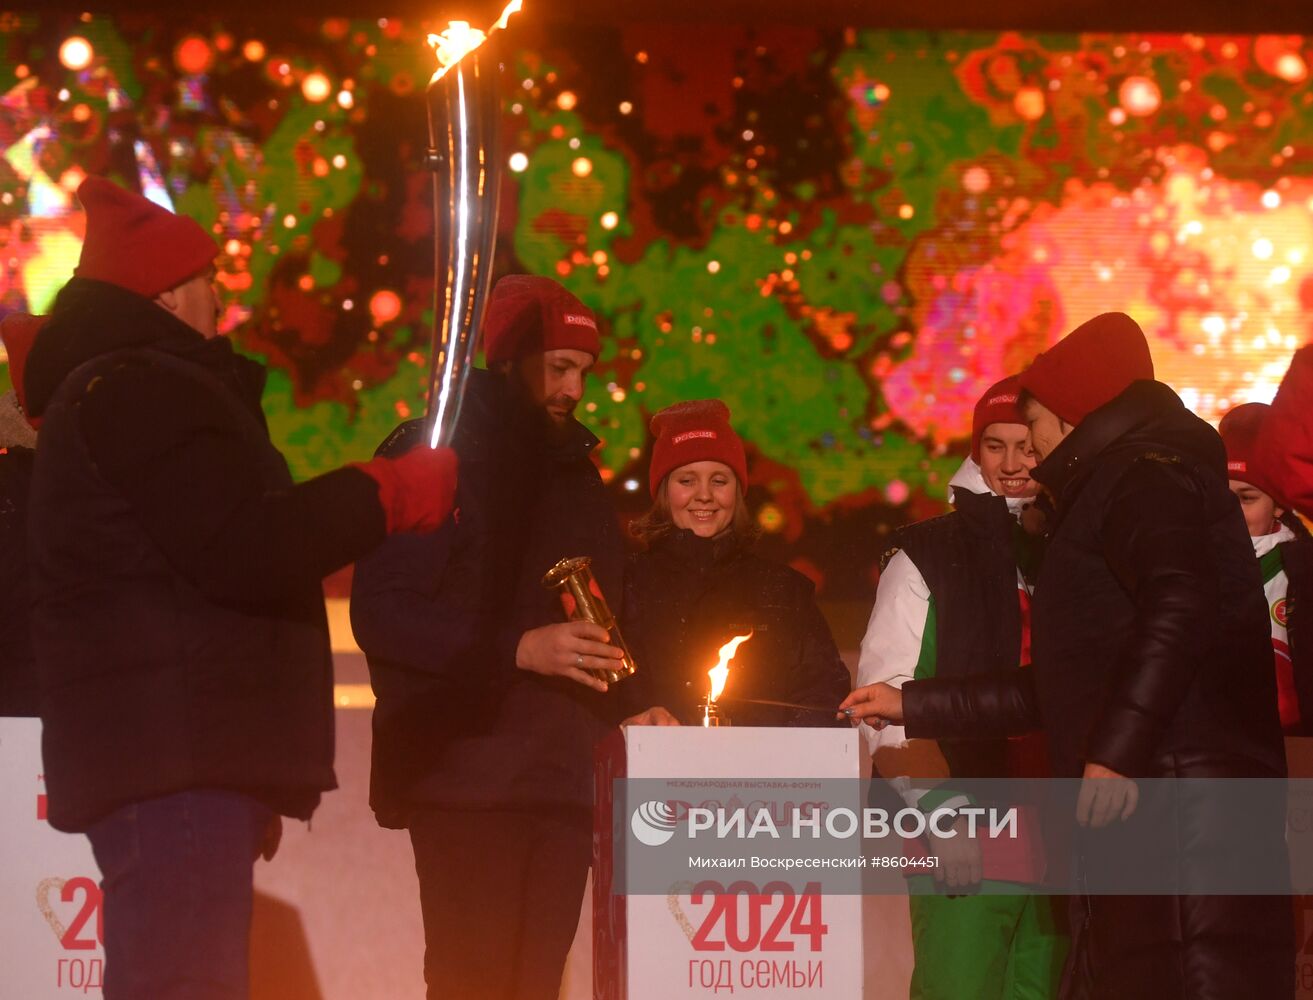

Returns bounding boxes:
[1219,402,1286,505]
[1,312,45,428]
[971,375,1027,462]
[1017,312,1154,426]
[73,177,218,299]
[648,399,748,497]
[482,275,600,364]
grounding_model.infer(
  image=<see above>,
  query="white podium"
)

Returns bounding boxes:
[0,717,105,998]
[593,726,864,999]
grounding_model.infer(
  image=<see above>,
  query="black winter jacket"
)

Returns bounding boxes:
[25,278,386,831]
[622,530,851,727]
[351,369,627,826]
[0,433,36,716]
[901,380,1291,1000]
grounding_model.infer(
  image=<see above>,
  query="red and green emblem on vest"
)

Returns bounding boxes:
[1273,598,1289,628]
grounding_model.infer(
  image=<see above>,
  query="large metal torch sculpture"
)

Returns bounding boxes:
[423,3,520,448]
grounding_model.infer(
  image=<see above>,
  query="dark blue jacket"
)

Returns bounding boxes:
[351,369,625,827]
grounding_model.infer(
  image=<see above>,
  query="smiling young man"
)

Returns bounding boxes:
[845,312,1291,999]
[351,274,627,1000]
[855,376,1065,1000]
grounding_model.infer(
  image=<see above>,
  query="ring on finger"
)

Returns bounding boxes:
[575,654,584,669]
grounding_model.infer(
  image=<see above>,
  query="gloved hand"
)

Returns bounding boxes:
[355,446,458,534]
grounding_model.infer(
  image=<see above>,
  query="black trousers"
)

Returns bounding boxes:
[409,806,592,1000]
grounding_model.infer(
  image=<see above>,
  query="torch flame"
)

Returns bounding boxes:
[704,632,753,726]
[427,0,523,81]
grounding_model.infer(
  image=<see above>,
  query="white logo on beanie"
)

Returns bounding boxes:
[563,313,598,330]
[672,430,717,445]
[987,393,1019,406]
[1228,460,1248,473]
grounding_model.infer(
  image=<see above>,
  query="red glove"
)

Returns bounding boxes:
[355,446,458,534]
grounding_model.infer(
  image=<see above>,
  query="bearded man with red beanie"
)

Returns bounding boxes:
[1221,402,1313,735]
[844,312,1291,999]
[350,273,627,1000]
[23,177,457,1000]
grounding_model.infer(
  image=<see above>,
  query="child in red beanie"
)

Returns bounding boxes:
[1221,402,1313,734]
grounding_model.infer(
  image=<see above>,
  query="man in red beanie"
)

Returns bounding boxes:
[1221,402,1313,735]
[845,312,1291,998]
[854,376,1065,998]
[351,272,626,1000]
[22,177,458,1000]
[0,313,42,716]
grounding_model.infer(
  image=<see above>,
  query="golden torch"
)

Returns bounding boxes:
[542,557,638,684]
[423,2,521,448]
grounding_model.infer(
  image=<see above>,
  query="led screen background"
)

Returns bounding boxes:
[2,15,1310,597]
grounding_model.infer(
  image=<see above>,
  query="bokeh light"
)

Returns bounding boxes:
[302,72,332,103]
[175,36,213,75]
[5,21,1313,599]
[1119,76,1162,116]
[59,37,93,71]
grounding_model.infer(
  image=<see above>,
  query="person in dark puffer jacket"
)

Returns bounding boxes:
[0,312,41,717]
[351,274,627,1000]
[844,313,1291,1000]
[25,177,456,1000]
[621,400,850,729]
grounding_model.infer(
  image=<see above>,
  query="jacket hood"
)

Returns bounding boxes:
[0,390,35,449]
[23,277,254,420]
[1032,379,1226,506]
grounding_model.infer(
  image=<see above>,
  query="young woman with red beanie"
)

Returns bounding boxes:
[620,400,850,728]
[1221,401,1313,735]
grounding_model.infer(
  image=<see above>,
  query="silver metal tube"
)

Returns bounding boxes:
[423,35,503,449]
